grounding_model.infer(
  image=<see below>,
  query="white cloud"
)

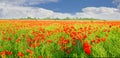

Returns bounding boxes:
[0,0,120,20]
[0,4,72,19]
[75,7,120,19]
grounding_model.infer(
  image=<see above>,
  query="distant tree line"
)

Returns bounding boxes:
[19,17,100,20]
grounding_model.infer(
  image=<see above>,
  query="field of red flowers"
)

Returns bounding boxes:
[0,20,120,58]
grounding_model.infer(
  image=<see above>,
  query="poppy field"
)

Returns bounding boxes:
[0,20,120,58]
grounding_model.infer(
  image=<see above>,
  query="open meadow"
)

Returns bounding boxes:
[0,20,120,58]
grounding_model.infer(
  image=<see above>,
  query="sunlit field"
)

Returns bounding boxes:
[0,20,120,58]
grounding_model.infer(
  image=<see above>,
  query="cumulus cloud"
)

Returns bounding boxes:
[75,7,120,19]
[0,4,73,19]
[0,0,120,19]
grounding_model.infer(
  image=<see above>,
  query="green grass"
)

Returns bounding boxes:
[0,20,120,58]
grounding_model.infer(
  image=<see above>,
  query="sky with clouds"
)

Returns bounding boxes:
[0,0,120,19]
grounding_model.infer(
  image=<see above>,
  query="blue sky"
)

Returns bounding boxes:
[34,0,116,13]
[0,0,120,19]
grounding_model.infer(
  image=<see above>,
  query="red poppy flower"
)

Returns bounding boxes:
[18,52,24,57]
[16,39,20,43]
[96,38,100,44]
[0,51,6,56]
[39,56,43,58]
[66,49,71,54]
[101,38,106,42]
[47,40,52,44]
[83,41,91,55]
[83,34,87,39]
[91,40,95,45]
[72,41,76,46]
[5,51,12,55]
[26,49,34,55]
[8,37,11,41]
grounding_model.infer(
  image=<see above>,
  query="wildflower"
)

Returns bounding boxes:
[91,40,95,45]
[66,49,71,54]
[38,56,42,58]
[26,49,34,55]
[18,52,24,57]
[101,38,106,42]
[16,39,20,43]
[96,38,100,44]
[47,40,52,44]
[0,51,6,56]
[61,46,66,51]
[8,37,11,41]
[88,31,92,34]
[108,29,110,32]
[83,34,87,39]
[83,41,91,55]
[5,51,12,55]
[0,51,6,58]
[106,34,108,37]
[72,31,77,35]
[72,41,76,46]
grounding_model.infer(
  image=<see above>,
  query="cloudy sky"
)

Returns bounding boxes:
[0,0,120,19]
